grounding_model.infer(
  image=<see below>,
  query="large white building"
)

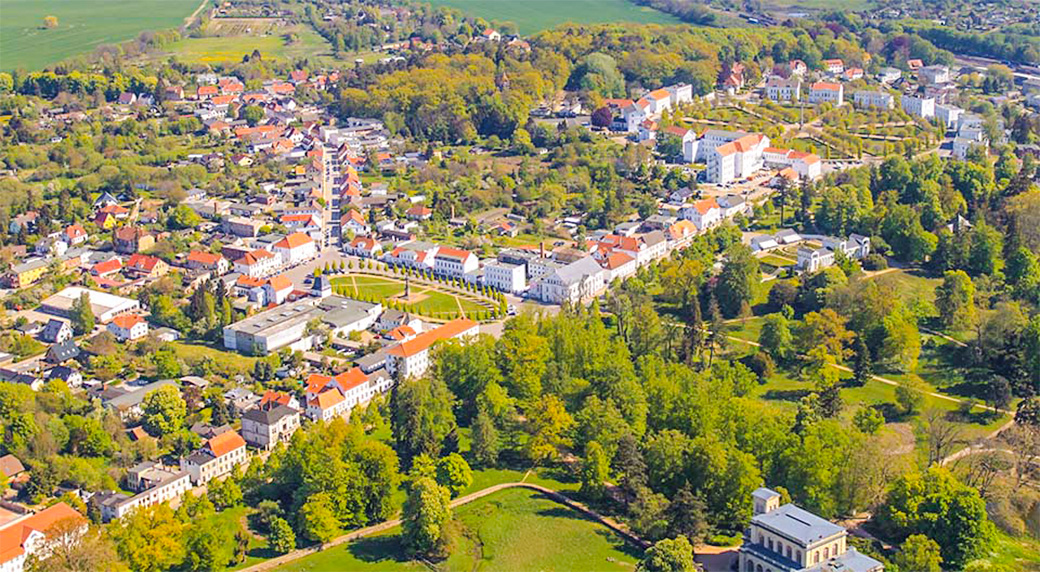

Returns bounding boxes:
[272,232,317,266]
[918,65,950,85]
[936,104,963,129]
[808,82,843,106]
[852,91,894,109]
[223,296,382,354]
[707,133,769,185]
[484,261,526,294]
[763,148,822,180]
[797,234,871,272]
[40,287,140,324]
[765,77,802,102]
[738,488,884,572]
[622,83,694,133]
[385,318,479,379]
[901,94,935,118]
[433,247,479,278]
[530,256,606,305]
[93,463,191,522]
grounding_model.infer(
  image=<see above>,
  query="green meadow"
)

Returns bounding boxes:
[424,0,680,35]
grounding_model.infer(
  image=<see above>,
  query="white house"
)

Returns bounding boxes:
[765,77,801,102]
[272,232,317,267]
[853,91,894,109]
[953,136,987,159]
[382,241,439,269]
[530,256,606,305]
[433,247,478,278]
[919,65,950,85]
[107,314,148,342]
[682,198,723,231]
[936,105,963,129]
[181,431,248,485]
[305,387,349,422]
[822,59,844,74]
[344,236,382,258]
[241,403,300,450]
[901,94,935,118]
[234,249,279,278]
[808,82,844,106]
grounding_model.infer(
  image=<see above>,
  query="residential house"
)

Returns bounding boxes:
[234,249,279,278]
[46,366,82,388]
[4,259,49,288]
[113,227,154,254]
[305,387,349,422]
[241,402,300,450]
[181,431,248,485]
[107,314,148,342]
[272,233,317,267]
[40,319,72,344]
[433,248,479,278]
[63,224,88,245]
[406,205,433,221]
[93,464,190,523]
[45,341,80,365]
[766,77,801,102]
[340,209,369,236]
[919,65,950,85]
[344,236,382,258]
[90,258,123,278]
[186,251,229,274]
[822,59,844,74]
[125,254,169,279]
[682,198,723,231]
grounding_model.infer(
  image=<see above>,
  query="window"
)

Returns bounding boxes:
[796,550,802,562]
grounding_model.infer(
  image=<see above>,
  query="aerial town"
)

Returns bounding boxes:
[0,0,1039,571]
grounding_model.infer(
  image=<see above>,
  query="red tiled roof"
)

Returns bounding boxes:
[274,232,313,249]
[92,258,122,275]
[308,387,344,410]
[111,314,144,329]
[207,430,245,457]
[187,251,222,266]
[333,367,368,391]
[127,253,162,272]
[266,274,292,292]
[385,319,477,358]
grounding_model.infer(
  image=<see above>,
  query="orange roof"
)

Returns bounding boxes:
[436,247,472,260]
[266,274,292,291]
[386,318,477,358]
[274,232,312,249]
[92,258,122,275]
[242,249,275,265]
[823,58,843,65]
[350,236,378,249]
[187,250,222,265]
[333,367,368,391]
[100,204,129,215]
[261,391,293,407]
[812,82,842,91]
[127,253,162,271]
[210,94,237,106]
[669,220,697,237]
[1,503,84,564]
[692,198,720,215]
[207,430,245,457]
[388,325,417,340]
[603,251,635,270]
[647,88,670,101]
[111,314,144,329]
[236,275,265,288]
[342,210,365,224]
[64,224,86,239]
[308,387,344,410]
[281,214,318,224]
[305,373,332,395]
[197,85,218,96]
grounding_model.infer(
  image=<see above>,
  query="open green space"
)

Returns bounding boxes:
[168,340,258,374]
[0,0,202,71]
[274,488,639,571]
[424,0,680,35]
[159,25,333,64]
[330,274,494,319]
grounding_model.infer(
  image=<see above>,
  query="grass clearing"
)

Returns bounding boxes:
[274,488,639,571]
[330,274,496,320]
[424,0,680,35]
[159,24,332,64]
[167,339,258,374]
[1,0,201,71]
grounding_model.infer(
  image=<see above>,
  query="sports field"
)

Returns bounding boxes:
[0,0,202,71]
[274,488,640,571]
[330,274,494,320]
[425,0,680,35]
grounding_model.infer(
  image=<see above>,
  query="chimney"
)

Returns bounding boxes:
[539,241,545,259]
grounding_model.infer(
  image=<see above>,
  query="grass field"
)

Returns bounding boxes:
[159,24,332,64]
[275,488,639,571]
[425,0,680,35]
[0,0,202,71]
[330,274,494,319]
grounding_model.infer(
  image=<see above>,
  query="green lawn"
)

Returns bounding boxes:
[275,488,640,571]
[425,0,680,35]
[167,340,258,374]
[159,25,332,64]
[330,274,495,320]
[1,0,202,71]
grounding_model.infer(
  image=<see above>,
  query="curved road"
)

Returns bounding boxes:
[238,482,647,572]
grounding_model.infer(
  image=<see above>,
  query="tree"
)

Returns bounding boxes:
[853,407,884,434]
[240,105,265,127]
[141,385,186,437]
[108,505,185,572]
[637,537,696,572]
[512,128,535,155]
[894,534,942,572]
[935,270,976,330]
[759,313,794,363]
[591,106,613,128]
[716,244,758,318]
[298,493,340,545]
[402,477,451,558]
[30,520,123,572]
[580,441,610,501]
[183,522,238,572]
[851,335,873,386]
[268,517,296,554]
[434,453,472,498]
[879,467,994,567]
[895,377,927,416]
[71,292,95,335]
[665,486,709,543]
[525,394,575,464]
[166,205,201,230]
[470,409,499,467]
[390,376,457,468]
[43,15,58,28]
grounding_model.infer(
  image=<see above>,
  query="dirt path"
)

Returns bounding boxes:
[237,483,648,572]
[183,0,210,27]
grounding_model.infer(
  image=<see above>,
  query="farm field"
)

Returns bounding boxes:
[274,488,640,571]
[424,0,681,35]
[330,274,495,320]
[158,24,333,64]
[0,0,202,71]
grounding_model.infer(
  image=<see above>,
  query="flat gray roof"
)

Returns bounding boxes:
[753,504,844,546]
